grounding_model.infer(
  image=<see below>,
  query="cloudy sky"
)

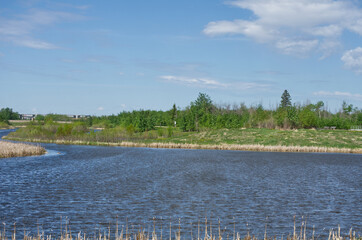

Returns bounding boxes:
[1,0,361,115]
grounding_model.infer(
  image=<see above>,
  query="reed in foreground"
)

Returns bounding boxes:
[0,218,360,240]
[0,141,46,158]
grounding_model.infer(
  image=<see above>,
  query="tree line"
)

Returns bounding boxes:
[1,90,361,131]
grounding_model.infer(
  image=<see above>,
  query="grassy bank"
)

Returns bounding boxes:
[3,124,362,153]
[0,141,46,158]
[0,121,13,129]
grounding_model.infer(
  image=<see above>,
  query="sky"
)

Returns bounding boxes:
[0,0,362,115]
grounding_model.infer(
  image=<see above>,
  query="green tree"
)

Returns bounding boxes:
[35,115,45,121]
[194,93,213,114]
[280,90,292,108]
[0,108,20,122]
[299,105,318,128]
[170,103,177,126]
[287,106,299,128]
[315,101,324,118]
[342,101,353,115]
[192,92,214,130]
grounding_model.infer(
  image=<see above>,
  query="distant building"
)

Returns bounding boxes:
[79,115,91,119]
[67,114,91,119]
[20,114,36,120]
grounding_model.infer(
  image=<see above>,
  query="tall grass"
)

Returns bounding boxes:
[0,121,11,129]
[0,141,46,158]
[0,218,360,240]
[3,137,361,154]
[4,124,362,154]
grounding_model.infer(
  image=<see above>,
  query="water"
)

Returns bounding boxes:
[0,129,361,238]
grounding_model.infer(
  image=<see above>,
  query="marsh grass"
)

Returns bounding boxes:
[4,137,361,154]
[5,126,362,153]
[0,218,360,240]
[0,141,46,158]
[0,121,11,129]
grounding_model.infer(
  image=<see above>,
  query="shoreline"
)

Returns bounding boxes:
[4,136,362,154]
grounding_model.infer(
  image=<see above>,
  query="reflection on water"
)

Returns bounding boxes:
[0,129,361,238]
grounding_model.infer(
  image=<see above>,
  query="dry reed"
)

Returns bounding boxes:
[0,141,46,158]
[5,137,361,154]
[0,218,359,240]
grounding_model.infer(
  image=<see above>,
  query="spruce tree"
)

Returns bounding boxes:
[280,90,292,108]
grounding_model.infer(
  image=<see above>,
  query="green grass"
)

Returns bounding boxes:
[0,121,11,129]
[176,128,362,149]
[4,124,362,153]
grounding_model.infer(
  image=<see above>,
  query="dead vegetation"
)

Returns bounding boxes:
[0,141,46,158]
[0,217,360,240]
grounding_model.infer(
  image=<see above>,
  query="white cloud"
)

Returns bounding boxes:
[318,40,342,59]
[307,25,342,37]
[119,72,124,76]
[314,91,362,101]
[161,75,228,88]
[341,47,362,74]
[276,39,319,56]
[204,0,362,56]
[97,106,104,111]
[12,38,58,49]
[348,19,362,35]
[0,9,84,49]
[160,75,270,90]
[204,20,276,42]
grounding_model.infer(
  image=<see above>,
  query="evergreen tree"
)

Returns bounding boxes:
[170,103,177,125]
[280,90,292,108]
[194,93,213,114]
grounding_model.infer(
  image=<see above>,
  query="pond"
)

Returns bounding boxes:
[0,129,361,238]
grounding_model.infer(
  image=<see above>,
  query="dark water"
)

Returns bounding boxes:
[0,129,361,238]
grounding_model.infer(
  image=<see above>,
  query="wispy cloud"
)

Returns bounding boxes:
[0,8,85,49]
[97,106,104,111]
[11,38,58,49]
[341,47,362,74]
[314,91,362,101]
[204,0,362,57]
[161,75,228,88]
[160,75,271,90]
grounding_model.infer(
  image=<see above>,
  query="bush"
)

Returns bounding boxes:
[126,124,135,136]
[71,122,88,135]
[157,128,164,137]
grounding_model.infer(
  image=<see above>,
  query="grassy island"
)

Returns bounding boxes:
[0,141,46,158]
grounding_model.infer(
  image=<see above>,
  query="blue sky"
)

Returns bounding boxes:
[1,0,361,115]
